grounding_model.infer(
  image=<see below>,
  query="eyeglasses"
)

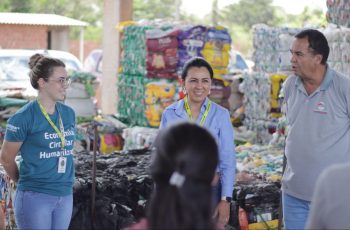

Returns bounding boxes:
[48,77,72,87]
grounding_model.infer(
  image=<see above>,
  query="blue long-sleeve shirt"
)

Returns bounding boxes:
[160,97,236,197]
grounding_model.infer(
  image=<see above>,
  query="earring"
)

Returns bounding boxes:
[183,87,186,94]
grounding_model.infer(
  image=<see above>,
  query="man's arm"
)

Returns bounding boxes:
[0,140,22,182]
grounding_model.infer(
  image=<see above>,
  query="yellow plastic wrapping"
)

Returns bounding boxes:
[270,74,287,118]
[144,81,177,127]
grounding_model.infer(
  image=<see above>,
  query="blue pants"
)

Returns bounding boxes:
[282,192,310,230]
[14,190,73,230]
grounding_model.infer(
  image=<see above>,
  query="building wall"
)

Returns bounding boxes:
[69,40,101,61]
[0,24,47,49]
[50,26,70,52]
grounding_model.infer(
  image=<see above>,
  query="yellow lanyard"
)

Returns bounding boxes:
[37,100,65,150]
[184,96,212,126]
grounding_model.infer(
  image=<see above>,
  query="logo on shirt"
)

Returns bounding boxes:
[313,101,327,114]
[6,124,20,132]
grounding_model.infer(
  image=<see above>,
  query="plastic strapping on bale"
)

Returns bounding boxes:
[252,24,300,73]
[322,25,350,76]
[241,72,272,144]
[326,0,350,28]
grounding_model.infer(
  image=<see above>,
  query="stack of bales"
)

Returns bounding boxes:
[252,24,300,73]
[117,23,232,127]
[202,26,232,108]
[241,24,298,143]
[322,25,350,76]
[177,25,207,71]
[118,25,150,127]
[240,72,271,144]
[324,0,350,76]
[326,0,350,28]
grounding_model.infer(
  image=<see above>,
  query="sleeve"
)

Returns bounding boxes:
[281,76,295,116]
[218,109,236,198]
[282,76,293,100]
[159,109,168,129]
[70,107,76,140]
[305,169,329,229]
[4,112,30,142]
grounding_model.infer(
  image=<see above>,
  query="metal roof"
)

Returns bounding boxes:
[0,13,88,27]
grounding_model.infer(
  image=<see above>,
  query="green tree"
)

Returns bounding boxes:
[30,0,103,40]
[0,0,31,12]
[133,0,179,20]
[0,0,11,12]
[286,7,326,28]
[218,0,326,55]
[221,0,280,30]
[0,0,103,41]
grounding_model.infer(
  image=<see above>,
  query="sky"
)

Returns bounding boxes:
[181,0,327,18]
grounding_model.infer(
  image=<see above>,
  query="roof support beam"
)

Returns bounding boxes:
[101,0,132,115]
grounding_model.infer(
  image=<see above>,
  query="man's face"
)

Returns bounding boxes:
[290,37,321,79]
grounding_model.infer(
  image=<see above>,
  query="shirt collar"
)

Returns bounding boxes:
[294,64,333,92]
[174,97,209,117]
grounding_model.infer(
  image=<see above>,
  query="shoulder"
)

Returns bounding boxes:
[281,75,298,99]
[283,75,297,90]
[211,101,230,117]
[58,102,74,112]
[320,163,350,181]
[5,101,36,140]
[162,100,182,114]
[8,100,35,123]
[328,69,350,103]
[316,162,350,191]
[330,68,350,88]
[58,102,75,116]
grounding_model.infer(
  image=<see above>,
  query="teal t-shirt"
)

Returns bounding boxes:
[5,100,76,196]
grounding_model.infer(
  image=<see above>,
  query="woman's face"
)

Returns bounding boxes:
[183,66,212,104]
[41,66,69,101]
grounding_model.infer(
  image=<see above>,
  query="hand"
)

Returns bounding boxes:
[213,200,231,225]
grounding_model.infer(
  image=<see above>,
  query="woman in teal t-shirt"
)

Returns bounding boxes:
[0,53,75,230]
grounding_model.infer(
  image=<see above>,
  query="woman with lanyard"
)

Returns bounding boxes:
[160,57,236,225]
[0,53,75,230]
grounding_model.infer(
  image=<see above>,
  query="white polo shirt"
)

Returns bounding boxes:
[282,65,350,201]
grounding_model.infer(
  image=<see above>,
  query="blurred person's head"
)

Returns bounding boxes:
[148,122,218,230]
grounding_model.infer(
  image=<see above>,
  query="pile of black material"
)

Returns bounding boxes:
[230,182,281,227]
[69,149,153,230]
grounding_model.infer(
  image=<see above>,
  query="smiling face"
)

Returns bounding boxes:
[183,66,212,105]
[39,66,69,102]
[290,37,322,80]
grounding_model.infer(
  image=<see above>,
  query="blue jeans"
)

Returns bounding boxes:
[282,192,311,230]
[14,190,73,230]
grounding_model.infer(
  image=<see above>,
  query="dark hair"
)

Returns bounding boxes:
[295,29,330,65]
[148,122,218,230]
[181,57,214,80]
[28,53,65,89]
